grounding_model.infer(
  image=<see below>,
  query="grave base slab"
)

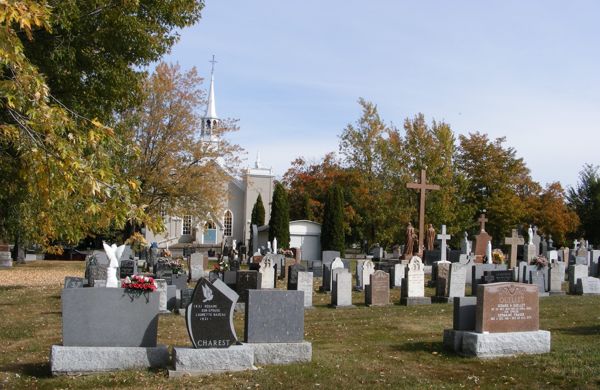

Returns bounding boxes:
[444,330,551,358]
[245,342,312,365]
[170,345,255,376]
[50,345,169,375]
[329,304,356,309]
[431,296,455,304]
[400,297,432,306]
[549,291,566,296]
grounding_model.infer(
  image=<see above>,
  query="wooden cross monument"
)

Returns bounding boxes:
[407,169,440,256]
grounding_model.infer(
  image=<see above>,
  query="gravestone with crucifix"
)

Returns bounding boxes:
[437,225,451,262]
[474,213,492,263]
[406,169,440,257]
[504,229,524,269]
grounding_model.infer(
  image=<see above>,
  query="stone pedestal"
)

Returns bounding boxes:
[169,345,255,377]
[443,330,551,358]
[245,342,312,365]
[399,296,431,306]
[50,345,169,375]
[0,249,12,267]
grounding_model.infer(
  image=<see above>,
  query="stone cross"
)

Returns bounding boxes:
[573,239,578,251]
[478,213,488,232]
[504,229,524,269]
[406,169,440,255]
[436,225,451,262]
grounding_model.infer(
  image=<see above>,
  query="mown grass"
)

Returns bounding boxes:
[1,261,599,389]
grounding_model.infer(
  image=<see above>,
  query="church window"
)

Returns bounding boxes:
[224,210,233,237]
[183,215,192,235]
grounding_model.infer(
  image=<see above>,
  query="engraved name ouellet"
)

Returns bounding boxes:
[488,286,533,322]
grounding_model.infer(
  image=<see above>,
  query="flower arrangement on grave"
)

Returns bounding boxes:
[125,232,148,253]
[532,255,548,269]
[121,274,157,292]
[214,257,230,272]
[492,249,505,264]
[162,248,172,257]
[168,258,185,275]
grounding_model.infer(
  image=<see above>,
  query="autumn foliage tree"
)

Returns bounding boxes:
[122,63,241,231]
[567,164,600,245]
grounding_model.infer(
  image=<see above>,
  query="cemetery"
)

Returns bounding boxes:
[3,1,600,389]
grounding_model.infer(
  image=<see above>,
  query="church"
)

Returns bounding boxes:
[143,61,275,254]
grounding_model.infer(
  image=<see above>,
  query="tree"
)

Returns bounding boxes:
[0,1,138,252]
[251,194,266,226]
[567,164,600,245]
[532,182,579,247]
[339,98,389,245]
[122,63,240,231]
[269,182,290,248]
[456,132,541,244]
[22,0,204,123]
[321,185,345,256]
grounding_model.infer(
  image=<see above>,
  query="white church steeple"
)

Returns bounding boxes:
[201,55,219,141]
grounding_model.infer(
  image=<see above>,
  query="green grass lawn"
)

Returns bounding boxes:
[1,261,599,389]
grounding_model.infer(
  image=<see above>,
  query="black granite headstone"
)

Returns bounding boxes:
[287,263,306,290]
[185,278,239,348]
[481,270,513,284]
[119,259,136,278]
[223,270,237,290]
[180,288,194,309]
[236,270,261,303]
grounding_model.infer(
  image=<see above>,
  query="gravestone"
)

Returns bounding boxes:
[435,261,452,298]
[85,256,108,287]
[64,277,85,289]
[524,244,536,263]
[504,229,524,269]
[180,288,194,311]
[155,279,168,313]
[390,263,405,289]
[322,251,340,264]
[400,256,430,305]
[568,264,588,294]
[0,244,12,267]
[189,253,205,282]
[331,270,353,307]
[548,265,565,295]
[529,270,548,296]
[321,257,344,292]
[259,256,276,289]
[223,270,237,290]
[244,290,304,343]
[474,214,492,262]
[287,263,306,290]
[471,264,507,296]
[475,282,539,333]
[481,270,513,284]
[452,297,477,331]
[437,225,451,262]
[531,227,541,256]
[355,260,365,290]
[423,250,441,265]
[365,270,389,306]
[119,259,136,279]
[236,271,261,303]
[447,263,467,298]
[297,271,313,307]
[590,250,600,277]
[186,278,239,348]
[362,259,375,289]
[576,277,600,295]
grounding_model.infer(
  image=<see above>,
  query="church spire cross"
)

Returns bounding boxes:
[406,169,440,256]
[209,54,217,76]
[478,213,488,232]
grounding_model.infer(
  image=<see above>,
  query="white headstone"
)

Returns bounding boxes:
[155,279,168,312]
[436,225,451,262]
[447,263,467,298]
[392,263,405,288]
[362,259,375,288]
[272,238,278,254]
[332,269,352,307]
[485,241,492,264]
[405,256,425,298]
[189,253,205,281]
[568,264,588,294]
[297,271,313,307]
[259,256,275,289]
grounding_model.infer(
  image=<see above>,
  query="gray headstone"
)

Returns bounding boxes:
[576,277,600,295]
[61,287,159,347]
[447,263,467,298]
[244,290,304,343]
[297,271,313,307]
[64,277,85,289]
[453,296,477,331]
[322,251,340,264]
[332,270,352,307]
[568,264,588,294]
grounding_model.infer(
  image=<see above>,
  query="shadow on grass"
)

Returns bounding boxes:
[0,362,52,378]
[0,286,26,292]
[41,311,61,316]
[555,325,600,336]
[390,341,445,353]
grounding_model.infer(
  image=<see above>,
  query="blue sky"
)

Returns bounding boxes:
[162,0,600,189]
